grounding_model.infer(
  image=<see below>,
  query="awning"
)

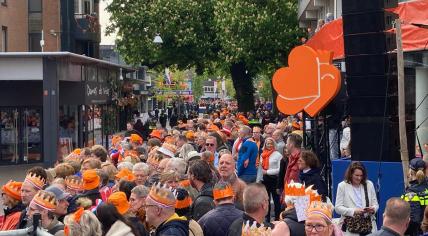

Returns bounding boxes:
[305,0,428,60]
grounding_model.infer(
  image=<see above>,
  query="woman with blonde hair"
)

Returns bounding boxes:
[402,158,428,236]
[64,208,102,236]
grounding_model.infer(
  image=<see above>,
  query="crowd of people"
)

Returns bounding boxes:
[0,107,425,236]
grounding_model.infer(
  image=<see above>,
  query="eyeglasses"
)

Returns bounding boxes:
[305,224,327,232]
[205,143,215,146]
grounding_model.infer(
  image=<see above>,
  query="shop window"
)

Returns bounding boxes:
[59,106,78,157]
[29,33,42,52]
[29,0,42,12]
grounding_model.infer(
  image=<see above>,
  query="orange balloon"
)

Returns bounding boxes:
[272,45,341,117]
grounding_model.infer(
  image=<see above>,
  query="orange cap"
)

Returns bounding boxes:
[185,131,195,141]
[2,180,22,201]
[130,134,143,144]
[115,168,136,181]
[82,170,100,190]
[108,191,130,215]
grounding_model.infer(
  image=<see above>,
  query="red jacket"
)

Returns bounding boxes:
[0,211,21,231]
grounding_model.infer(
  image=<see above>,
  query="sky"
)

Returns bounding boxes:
[99,0,116,45]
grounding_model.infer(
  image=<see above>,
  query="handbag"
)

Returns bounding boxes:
[343,183,373,235]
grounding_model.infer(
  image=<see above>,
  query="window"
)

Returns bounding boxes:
[1,26,6,52]
[29,0,42,12]
[83,0,91,14]
[29,33,42,52]
[74,0,93,14]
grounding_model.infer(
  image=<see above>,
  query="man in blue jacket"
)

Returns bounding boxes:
[237,125,259,183]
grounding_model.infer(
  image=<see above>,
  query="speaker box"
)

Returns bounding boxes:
[342,11,397,35]
[344,32,396,56]
[346,74,398,97]
[351,117,400,162]
[345,53,397,77]
[348,95,398,117]
[342,0,398,14]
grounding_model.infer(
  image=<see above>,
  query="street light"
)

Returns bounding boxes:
[153,34,163,44]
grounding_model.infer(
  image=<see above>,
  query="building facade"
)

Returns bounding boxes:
[0,0,100,57]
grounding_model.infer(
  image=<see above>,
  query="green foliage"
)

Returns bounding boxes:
[225,78,236,98]
[107,0,303,106]
[255,74,273,101]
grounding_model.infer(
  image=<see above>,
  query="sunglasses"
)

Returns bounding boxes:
[205,143,215,146]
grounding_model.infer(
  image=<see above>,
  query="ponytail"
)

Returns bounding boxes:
[416,169,426,184]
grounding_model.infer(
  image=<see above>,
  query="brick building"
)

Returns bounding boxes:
[0,0,100,57]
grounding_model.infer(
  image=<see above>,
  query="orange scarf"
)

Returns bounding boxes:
[261,149,274,170]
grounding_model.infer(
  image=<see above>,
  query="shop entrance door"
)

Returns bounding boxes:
[0,107,42,164]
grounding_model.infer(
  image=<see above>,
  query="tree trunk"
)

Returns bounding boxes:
[230,62,255,112]
[270,76,278,115]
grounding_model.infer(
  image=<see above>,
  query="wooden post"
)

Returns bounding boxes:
[395,19,409,187]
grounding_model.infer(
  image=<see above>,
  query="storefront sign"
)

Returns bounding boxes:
[85,82,111,104]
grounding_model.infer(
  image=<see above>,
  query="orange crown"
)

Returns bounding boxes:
[2,180,23,201]
[115,168,136,181]
[65,176,83,191]
[213,184,235,200]
[175,196,192,209]
[148,183,176,208]
[284,181,305,197]
[24,173,46,190]
[305,185,322,203]
[306,201,333,222]
[31,190,57,211]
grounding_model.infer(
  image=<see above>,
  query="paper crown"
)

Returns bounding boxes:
[2,180,23,201]
[305,185,322,203]
[241,220,272,236]
[284,181,305,197]
[65,176,83,191]
[213,184,235,200]
[24,173,46,190]
[306,201,333,222]
[115,168,136,181]
[31,190,57,211]
[130,134,143,144]
[148,183,176,208]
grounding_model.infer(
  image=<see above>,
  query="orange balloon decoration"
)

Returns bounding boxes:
[272,45,341,117]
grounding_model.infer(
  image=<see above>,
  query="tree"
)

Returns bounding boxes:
[106,0,303,112]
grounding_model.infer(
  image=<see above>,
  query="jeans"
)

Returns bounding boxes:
[239,174,257,184]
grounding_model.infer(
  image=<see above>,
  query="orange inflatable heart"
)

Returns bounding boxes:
[272,45,341,117]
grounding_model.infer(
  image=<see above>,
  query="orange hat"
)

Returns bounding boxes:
[306,201,333,223]
[24,173,46,190]
[65,176,83,191]
[207,123,220,132]
[72,149,82,156]
[175,188,192,209]
[213,183,235,201]
[112,135,123,146]
[130,134,143,144]
[30,190,57,211]
[2,180,22,201]
[107,191,130,215]
[237,114,249,125]
[115,168,136,181]
[82,170,100,190]
[150,130,163,140]
[148,183,176,208]
[185,131,195,141]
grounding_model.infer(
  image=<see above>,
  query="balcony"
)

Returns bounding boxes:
[73,13,101,42]
[298,0,328,28]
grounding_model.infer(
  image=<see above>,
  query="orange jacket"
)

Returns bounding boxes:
[0,211,21,231]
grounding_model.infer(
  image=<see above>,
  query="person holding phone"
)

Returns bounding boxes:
[335,162,379,235]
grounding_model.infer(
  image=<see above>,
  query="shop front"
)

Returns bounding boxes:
[0,52,138,167]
